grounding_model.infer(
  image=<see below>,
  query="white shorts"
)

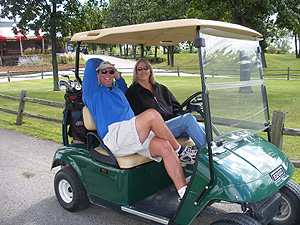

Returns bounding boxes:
[103,117,161,162]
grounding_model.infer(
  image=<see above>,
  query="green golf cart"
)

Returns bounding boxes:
[52,19,300,225]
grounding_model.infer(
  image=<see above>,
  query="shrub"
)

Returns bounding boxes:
[267,46,280,54]
[58,56,68,64]
[24,47,35,55]
[18,56,43,66]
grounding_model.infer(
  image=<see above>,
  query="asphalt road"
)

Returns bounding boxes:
[0,128,243,225]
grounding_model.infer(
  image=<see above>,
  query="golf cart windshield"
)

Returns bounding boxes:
[202,33,269,140]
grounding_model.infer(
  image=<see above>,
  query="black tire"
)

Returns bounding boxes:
[54,166,90,212]
[269,179,300,225]
[211,213,261,225]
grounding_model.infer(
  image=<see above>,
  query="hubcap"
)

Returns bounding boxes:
[272,196,291,222]
[58,179,73,203]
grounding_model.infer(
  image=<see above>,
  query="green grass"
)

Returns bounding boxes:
[0,53,299,182]
[153,53,300,69]
[265,54,300,69]
[0,79,66,142]
[153,53,300,78]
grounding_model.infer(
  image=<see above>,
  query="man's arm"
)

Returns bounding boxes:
[82,58,103,105]
[114,71,128,94]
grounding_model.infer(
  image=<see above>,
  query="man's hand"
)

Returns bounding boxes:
[114,70,121,80]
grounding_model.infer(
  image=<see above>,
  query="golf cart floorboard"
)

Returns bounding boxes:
[130,184,180,219]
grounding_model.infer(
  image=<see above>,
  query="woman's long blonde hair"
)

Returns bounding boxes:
[132,58,156,84]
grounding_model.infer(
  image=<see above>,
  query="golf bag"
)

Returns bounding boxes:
[63,89,87,144]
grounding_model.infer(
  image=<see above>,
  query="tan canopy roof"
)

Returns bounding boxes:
[71,19,263,46]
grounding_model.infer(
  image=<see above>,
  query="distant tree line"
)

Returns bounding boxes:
[1,0,299,90]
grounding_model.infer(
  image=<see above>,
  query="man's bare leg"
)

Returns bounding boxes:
[135,109,180,150]
[149,136,186,191]
[135,109,186,191]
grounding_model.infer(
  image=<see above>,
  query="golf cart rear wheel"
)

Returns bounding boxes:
[269,179,300,225]
[211,213,261,225]
[54,166,89,212]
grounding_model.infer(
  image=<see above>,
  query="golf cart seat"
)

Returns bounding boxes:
[82,106,195,169]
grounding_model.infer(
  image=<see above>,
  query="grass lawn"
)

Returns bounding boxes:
[0,53,299,182]
[153,53,300,69]
[153,53,300,79]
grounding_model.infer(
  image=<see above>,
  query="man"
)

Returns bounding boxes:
[82,59,196,199]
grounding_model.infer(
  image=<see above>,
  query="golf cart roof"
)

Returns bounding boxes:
[71,19,263,46]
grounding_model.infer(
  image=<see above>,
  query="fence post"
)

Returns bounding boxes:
[287,67,290,80]
[177,66,180,77]
[270,110,286,150]
[7,70,10,82]
[41,69,44,79]
[16,90,27,125]
[212,67,215,78]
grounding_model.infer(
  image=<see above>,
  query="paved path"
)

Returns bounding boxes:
[0,55,198,82]
[0,128,244,225]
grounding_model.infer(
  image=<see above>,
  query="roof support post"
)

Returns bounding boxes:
[75,41,82,84]
[194,26,215,206]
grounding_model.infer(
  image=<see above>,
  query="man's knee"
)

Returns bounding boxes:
[143,109,162,121]
[150,138,174,157]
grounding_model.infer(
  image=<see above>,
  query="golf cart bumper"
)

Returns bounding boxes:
[173,131,294,224]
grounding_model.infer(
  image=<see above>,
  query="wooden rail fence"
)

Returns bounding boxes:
[0,90,64,124]
[158,67,300,79]
[270,110,300,168]
[1,67,300,82]
[0,90,299,168]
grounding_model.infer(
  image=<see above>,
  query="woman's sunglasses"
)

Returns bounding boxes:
[101,70,114,74]
[137,66,149,71]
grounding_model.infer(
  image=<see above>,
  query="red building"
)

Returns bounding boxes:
[0,21,64,66]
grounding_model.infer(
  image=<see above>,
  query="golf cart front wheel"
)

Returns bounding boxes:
[269,179,300,225]
[211,213,261,225]
[54,166,89,212]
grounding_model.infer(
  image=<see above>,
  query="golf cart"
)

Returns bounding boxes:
[52,19,300,224]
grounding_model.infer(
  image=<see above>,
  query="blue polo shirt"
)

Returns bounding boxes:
[82,58,135,139]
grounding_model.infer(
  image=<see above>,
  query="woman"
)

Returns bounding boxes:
[126,58,206,149]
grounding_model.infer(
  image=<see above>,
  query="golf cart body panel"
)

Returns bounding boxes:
[52,145,176,205]
[52,19,298,225]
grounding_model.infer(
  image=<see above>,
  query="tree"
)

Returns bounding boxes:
[266,28,293,54]
[71,1,107,54]
[275,0,300,58]
[0,0,82,91]
[68,0,106,34]
[144,0,188,22]
[145,0,188,66]
[103,0,148,58]
[186,0,280,67]
[104,0,188,64]
[104,0,148,27]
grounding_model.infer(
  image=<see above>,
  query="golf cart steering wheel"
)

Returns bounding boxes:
[179,91,203,114]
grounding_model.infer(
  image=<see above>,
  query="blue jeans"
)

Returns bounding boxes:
[165,114,206,149]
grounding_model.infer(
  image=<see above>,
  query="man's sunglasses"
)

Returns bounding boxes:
[137,66,149,71]
[101,70,114,74]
